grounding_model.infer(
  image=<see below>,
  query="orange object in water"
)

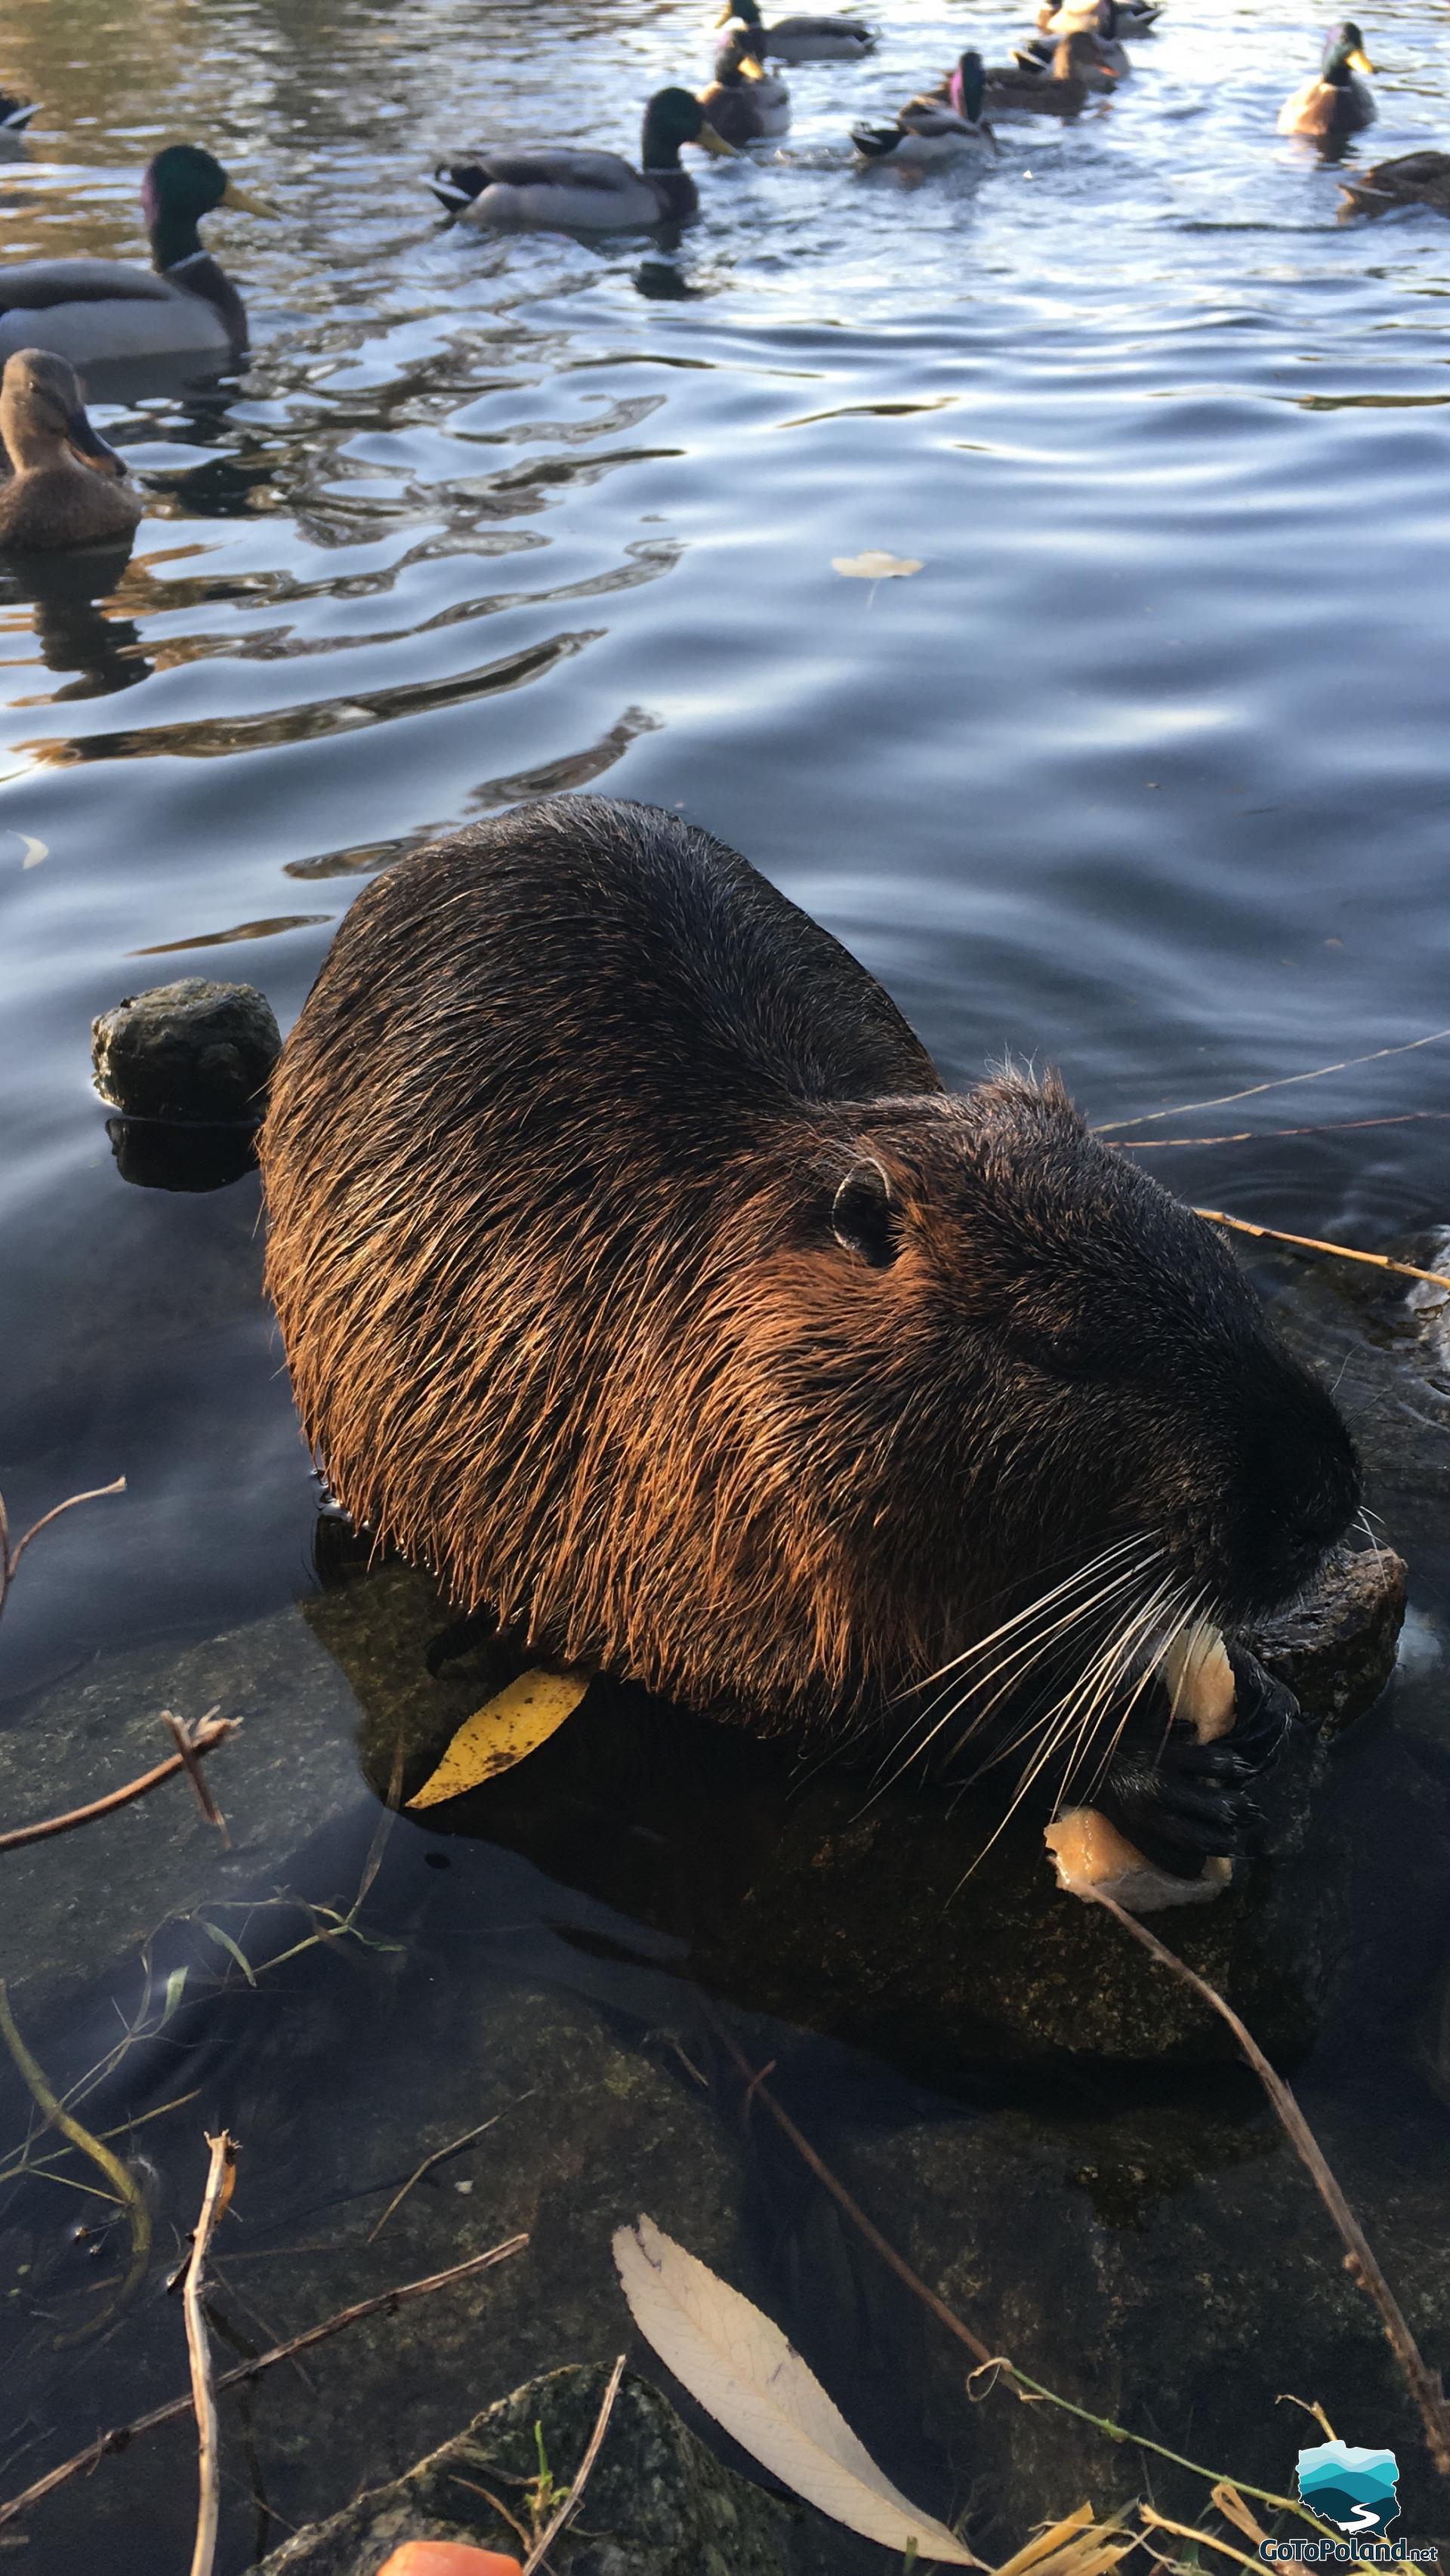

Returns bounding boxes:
[376,2546,523,2576]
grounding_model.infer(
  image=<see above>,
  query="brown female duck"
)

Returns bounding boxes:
[0,349,140,551]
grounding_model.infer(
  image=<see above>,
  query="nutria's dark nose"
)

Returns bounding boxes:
[1227,1386,1361,1610]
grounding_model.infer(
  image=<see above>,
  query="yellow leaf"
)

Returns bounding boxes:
[831,550,923,579]
[405,1667,590,1808]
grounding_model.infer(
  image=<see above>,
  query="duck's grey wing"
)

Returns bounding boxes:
[477,146,634,190]
[0,259,176,313]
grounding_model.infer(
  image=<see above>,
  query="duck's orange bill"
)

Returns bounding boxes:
[375,2547,523,2576]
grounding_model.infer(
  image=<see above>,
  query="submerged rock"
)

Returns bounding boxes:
[305,1541,1405,2075]
[258,2362,825,2574]
[91,976,280,1124]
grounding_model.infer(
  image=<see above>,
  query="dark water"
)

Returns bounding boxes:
[3,0,1450,2562]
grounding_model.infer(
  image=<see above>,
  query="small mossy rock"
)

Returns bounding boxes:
[1249,1541,1406,1733]
[91,977,280,1124]
[255,2363,817,2575]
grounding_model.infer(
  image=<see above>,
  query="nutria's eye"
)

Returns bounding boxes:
[832,1161,900,1269]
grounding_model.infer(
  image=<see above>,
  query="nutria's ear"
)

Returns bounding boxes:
[832,1160,900,1269]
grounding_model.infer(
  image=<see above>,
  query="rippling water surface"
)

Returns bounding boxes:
[4,0,1450,2562]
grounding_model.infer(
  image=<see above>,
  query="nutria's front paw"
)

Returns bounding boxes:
[1095,1650,1301,1880]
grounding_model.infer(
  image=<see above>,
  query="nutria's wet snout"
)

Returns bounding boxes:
[259,794,1359,1860]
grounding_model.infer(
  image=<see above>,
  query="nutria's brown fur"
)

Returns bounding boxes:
[261,796,1357,1822]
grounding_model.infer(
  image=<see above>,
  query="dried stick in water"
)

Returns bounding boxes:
[1090,1890,1450,2478]
[520,2351,626,2574]
[0,1713,237,1853]
[1192,1208,1450,1297]
[184,2130,238,2576]
[0,1476,125,1624]
[0,2233,528,2530]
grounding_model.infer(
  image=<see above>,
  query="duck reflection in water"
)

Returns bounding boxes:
[2,543,151,700]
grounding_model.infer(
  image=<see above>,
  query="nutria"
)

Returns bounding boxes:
[261,795,1359,1871]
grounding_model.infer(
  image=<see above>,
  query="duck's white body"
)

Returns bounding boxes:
[748,71,792,132]
[451,148,679,231]
[0,260,233,365]
[853,103,993,162]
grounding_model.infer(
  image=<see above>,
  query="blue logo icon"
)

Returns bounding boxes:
[1297,2442,1401,2537]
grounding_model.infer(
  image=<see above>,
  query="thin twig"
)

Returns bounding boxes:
[1192,1208,1450,1296]
[713,2019,993,2365]
[0,2233,528,2528]
[0,1717,236,1854]
[0,1982,152,2346]
[1092,1024,1450,1136]
[162,1711,232,1846]
[1089,1892,1450,2477]
[520,2352,626,2576]
[709,2019,1353,2531]
[0,1476,126,1612]
[366,2102,520,2243]
[184,2131,237,2576]
[1104,1110,1450,1150]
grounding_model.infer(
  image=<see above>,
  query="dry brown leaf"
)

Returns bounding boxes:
[405,1669,589,1809]
[613,2215,979,2562]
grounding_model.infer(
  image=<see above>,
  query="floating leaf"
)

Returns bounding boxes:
[406,1668,590,1809]
[613,2215,979,2563]
[831,550,923,580]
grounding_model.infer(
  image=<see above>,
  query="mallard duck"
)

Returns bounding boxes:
[1338,149,1450,215]
[0,93,40,153]
[430,88,736,231]
[717,0,875,64]
[0,146,272,367]
[1037,0,1158,32]
[986,31,1117,114]
[0,349,140,551]
[1278,23,1374,138]
[701,28,791,142]
[1015,2,1131,77]
[854,51,996,160]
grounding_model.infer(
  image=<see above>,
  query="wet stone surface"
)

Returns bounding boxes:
[91,978,280,1125]
[307,1536,1407,2076]
[258,2362,841,2575]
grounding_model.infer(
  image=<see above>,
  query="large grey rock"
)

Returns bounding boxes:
[304,1546,1405,2073]
[91,976,279,1124]
[258,2363,822,2574]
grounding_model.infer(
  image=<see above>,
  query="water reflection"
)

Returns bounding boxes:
[1,543,147,699]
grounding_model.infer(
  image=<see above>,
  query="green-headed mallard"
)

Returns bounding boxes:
[0,145,273,366]
[985,30,1118,114]
[717,0,876,64]
[853,51,997,161]
[430,87,736,232]
[702,27,792,142]
[1278,23,1375,138]
[1339,149,1450,214]
[0,348,140,550]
